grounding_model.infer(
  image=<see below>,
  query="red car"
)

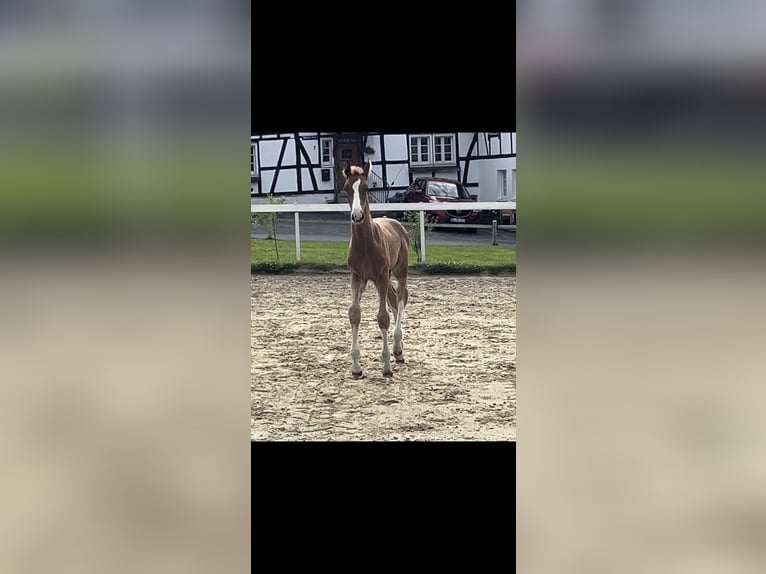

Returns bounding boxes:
[388,177,480,225]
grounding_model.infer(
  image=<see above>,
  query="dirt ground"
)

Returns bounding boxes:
[251,273,516,441]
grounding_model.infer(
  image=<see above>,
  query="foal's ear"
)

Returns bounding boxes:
[363,161,372,178]
[339,161,350,185]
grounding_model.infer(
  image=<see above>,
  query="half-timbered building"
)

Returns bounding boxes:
[251,132,516,204]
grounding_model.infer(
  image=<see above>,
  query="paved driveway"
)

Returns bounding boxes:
[251,213,516,247]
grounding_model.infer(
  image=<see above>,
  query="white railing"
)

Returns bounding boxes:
[251,201,516,263]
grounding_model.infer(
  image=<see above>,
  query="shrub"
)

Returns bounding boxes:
[251,194,288,261]
[251,261,297,274]
[401,211,435,261]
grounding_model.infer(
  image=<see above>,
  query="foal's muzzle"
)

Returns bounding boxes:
[351,212,365,224]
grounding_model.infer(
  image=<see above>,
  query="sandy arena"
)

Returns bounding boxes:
[251,273,516,441]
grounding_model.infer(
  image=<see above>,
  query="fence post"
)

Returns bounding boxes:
[294,212,301,262]
[419,209,426,263]
[492,219,498,246]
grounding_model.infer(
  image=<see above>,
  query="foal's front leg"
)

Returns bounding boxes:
[349,275,364,378]
[376,278,393,377]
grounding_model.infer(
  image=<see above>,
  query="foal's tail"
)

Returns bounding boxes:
[386,283,398,311]
[387,279,409,311]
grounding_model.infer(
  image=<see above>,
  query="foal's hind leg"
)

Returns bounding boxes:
[375,277,393,377]
[392,273,408,363]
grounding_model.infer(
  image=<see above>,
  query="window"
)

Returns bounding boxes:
[250,144,258,176]
[320,137,333,167]
[410,135,430,166]
[433,134,454,164]
[427,181,471,199]
[409,134,456,167]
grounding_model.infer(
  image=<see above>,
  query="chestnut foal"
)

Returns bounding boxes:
[341,162,410,378]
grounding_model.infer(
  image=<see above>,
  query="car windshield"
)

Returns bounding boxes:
[427,181,471,199]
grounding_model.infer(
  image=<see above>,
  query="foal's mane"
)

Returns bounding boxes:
[343,164,365,177]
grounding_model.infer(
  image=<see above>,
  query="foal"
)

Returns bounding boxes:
[342,162,410,378]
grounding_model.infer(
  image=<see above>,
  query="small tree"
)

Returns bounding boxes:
[401,211,435,262]
[252,194,287,261]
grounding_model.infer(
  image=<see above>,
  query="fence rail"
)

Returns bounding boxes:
[251,201,516,263]
[250,201,515,213]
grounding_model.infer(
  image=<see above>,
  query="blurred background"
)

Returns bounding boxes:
[0,2,250,573]
[518,1,766,572]
[4,0,766,571]
[0,0,248,239]
[519,0,766,245]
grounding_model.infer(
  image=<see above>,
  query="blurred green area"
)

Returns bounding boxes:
[523,146,766,244]
[0,142,245,237]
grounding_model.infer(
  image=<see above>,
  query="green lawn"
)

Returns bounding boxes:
[251,239,515,273]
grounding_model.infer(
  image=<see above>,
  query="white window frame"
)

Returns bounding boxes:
[498,169,508,200]
[409,134,431,166]
[250,143,258,176]
[320,137,334,167]
[410,134,456,167]
[433,133,455,165]
[511,168,516,201]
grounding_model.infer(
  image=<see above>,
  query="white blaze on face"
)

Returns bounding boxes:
[350,179,363,222]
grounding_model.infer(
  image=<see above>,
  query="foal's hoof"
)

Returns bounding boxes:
[352,370,364,379]
[382,369,394,377]
[394,354,405,363]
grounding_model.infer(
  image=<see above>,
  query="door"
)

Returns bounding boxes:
[333,134,362,201]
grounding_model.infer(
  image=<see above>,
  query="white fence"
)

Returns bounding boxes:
[250,201,516,263]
